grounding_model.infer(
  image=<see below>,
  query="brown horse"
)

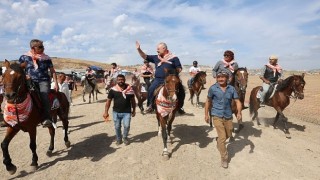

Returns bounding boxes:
[231,67,249,133]
[130,74,147,113]
[188,71,207,107]
[249,74,305,138]
[1,60,70,175]
[154,69,180,160]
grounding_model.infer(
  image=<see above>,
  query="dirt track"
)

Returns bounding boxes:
[0,75,319,180]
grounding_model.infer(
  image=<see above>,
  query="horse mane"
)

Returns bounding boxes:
[277,75,305,91]
[165,69,179,76]
[237,67,247,71]
[194,71,205,81]
[9,63,25,76]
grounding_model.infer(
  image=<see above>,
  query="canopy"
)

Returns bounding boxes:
[90,65,104,71]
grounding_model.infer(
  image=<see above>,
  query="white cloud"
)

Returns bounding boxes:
[113,14,128,27]
[33,18,55,35]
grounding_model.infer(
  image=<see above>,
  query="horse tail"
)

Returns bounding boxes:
[249,86,259,116]
[95,88,102,94]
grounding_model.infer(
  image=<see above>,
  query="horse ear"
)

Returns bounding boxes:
[4,59,10,69]
[163,68,168,74]
[301,73,305,78]
[20,61,27,69]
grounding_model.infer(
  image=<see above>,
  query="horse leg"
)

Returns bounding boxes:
[46,126,55,156]
[29,127,39,171]
[161,124,170,160]
[279,113,291,138]
[62,117,71,148]
[88,91,92,104]
[196,94,200,107]
[1,128,19,175]
[273,112,280,129]
[82,91,86,102]
[167,117,175,144]
[59,108,71,148]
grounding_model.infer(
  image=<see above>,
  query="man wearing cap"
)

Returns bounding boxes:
[212,50,239,85]
[204,70,242,169]
[258,55,283,105]
[135,41,186,114]
[140,60,154,91]
[188,60,202,89]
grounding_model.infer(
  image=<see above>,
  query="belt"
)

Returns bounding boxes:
[213,116,232,120]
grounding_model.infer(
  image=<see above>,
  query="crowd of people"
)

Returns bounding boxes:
[0,38,284,169]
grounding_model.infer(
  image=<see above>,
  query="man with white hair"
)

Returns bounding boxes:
[258,55,283,105]
[136,41,186,114]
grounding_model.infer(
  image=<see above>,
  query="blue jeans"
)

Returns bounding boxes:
[147,78,164,107]
[34,81,51,120]
[112,112,131,141]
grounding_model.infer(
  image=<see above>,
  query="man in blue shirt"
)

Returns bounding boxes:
[204,70,242,169]
[19,39,59,127]
[136,41,185,114]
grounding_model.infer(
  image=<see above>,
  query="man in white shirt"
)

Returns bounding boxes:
[188,60,201,89]
[57,73,71,104]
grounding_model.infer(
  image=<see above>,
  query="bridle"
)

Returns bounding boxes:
[235,70,248,93]
[164,75,179,95]
[290,79,304,99]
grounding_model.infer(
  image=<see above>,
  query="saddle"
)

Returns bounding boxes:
[27,80,60,110]
[262,83,278,102]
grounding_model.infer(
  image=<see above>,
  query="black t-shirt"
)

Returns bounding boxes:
[107,89,134,113]
[68,81,75,90]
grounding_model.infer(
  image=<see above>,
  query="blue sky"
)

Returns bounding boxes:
[1,0,319,70]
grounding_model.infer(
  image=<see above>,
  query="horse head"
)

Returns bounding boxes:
[3,60,27,103]
[234,67,248,92]
[163,68,180,102]
[291,74,305,99]
[195,71,207,85]
[278,74,305,100]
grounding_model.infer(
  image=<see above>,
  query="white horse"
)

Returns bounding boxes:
[81,75,101,103]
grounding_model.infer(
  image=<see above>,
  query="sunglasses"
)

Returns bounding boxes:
[224,55,230,57]
[33,45,44,49]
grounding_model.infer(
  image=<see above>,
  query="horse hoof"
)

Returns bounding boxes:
[7,164,17,175]
[65,141,71,148]
[162,152,170,160]
[46,150,53,157]
[30,165,38,172]
[285,134,291,139]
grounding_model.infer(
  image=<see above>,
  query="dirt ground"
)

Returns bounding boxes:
[0,74,319,180]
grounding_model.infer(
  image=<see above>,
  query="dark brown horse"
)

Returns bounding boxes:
[249,74,305,138]
[154,69,180,160]
[188,71,207,107]
[1,60,70,175]
[130,74,147,113]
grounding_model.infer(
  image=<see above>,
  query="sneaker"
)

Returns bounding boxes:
[144,106,153,113]
[221,160,228,168]
[123,138,129,145]
[42,119,53,127]
[178,108,186,114]
[116,140,122,146]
